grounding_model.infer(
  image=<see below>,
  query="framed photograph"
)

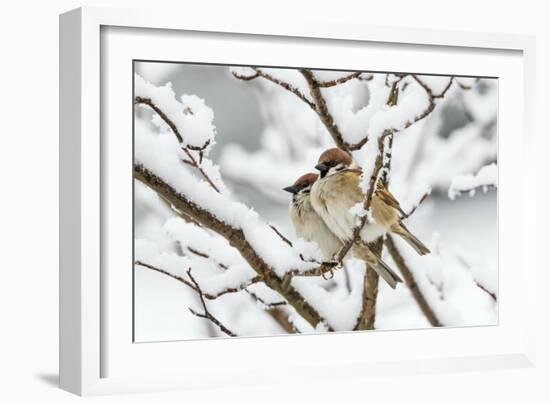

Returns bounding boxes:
[60,7,537,396]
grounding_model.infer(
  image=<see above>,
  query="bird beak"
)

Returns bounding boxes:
[315,163,329,176]
[283,185,298,194]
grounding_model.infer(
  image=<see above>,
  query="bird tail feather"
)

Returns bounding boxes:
[354,242,403,289]
[393,223,431,256]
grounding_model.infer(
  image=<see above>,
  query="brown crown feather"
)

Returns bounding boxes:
[317,147,353,166]
[293,172,319,187]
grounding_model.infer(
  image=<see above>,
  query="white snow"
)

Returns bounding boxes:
[448,163,498,200]
[135,74,216,151]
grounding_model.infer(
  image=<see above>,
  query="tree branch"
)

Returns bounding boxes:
[316,72,362,87]
[186,269,237,336]
[384,236,442,327]
[299,69,350,150]
[402,192,429,220]
[354,238,383,330]
[134,164,330,329]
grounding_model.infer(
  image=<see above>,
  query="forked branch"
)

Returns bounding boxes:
[186,268,237,336]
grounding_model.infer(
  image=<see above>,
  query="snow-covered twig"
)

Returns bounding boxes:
[384,236,442,326]
[410,75,455,123]
[134,96,220,193]
[448,163,497,200]
[284,261,338,279]
[299,69,367,151]
[402,191,430,220]
[135,260,262,300]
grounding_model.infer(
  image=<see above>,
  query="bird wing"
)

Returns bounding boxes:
[375,182,406,217]
[319,170,364,242]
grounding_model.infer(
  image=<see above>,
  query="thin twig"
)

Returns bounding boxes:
[299,69,349,150]
[135,260,262,300]
[246,289,287,308]
[316,72,362,87]
[232,68,316,110]
[475,282,497,302]
[269,224,293,247]
[402,192,429,219]
[407,75,454,126]
[186,269,237,336]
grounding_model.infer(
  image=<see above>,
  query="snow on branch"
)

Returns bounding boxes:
[134,74,222,193]
[448,163,497,200]
[134,165,334,329]
[132,78,349,330]
[135,74,215,150]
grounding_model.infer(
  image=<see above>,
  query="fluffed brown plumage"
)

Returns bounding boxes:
[313,147,430,256]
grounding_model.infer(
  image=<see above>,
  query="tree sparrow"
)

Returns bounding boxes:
[311,147,431,256]
[283,173,342,260]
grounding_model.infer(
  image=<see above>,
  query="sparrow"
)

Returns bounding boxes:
[310,148,430,288]
[311,147,431,255]
[283,173,342,261]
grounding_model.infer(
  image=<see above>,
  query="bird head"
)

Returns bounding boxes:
[315,148,354,178]
[283,173,319,196]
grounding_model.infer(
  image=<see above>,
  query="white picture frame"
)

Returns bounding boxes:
[59,6,537,396]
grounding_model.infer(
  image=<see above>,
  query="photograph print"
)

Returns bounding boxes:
[133,62,498,342]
